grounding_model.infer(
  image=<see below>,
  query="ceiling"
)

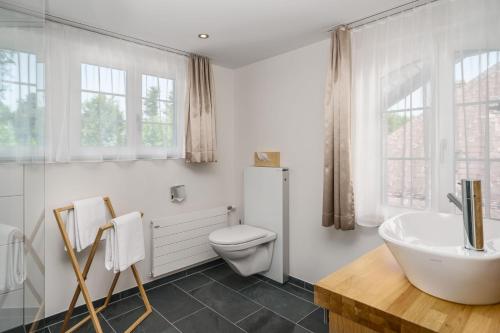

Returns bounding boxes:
[41,0,409,68]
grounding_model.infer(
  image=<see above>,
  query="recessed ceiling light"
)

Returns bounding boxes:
[198,34,209,39]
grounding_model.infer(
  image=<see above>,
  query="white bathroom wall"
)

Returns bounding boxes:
[234,39,382,284]
[44,65,235,316]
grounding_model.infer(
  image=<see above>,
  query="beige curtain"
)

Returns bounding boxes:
[322,28,355,230]
[185,55,217,163]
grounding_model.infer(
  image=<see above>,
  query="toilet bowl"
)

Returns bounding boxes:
[209,224,277,277]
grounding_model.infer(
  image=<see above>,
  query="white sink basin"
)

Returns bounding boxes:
[379,212,500,305]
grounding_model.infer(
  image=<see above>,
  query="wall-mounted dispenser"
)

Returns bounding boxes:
[170,185,186,202]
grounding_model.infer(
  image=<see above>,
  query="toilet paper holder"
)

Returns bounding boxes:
[170,185,186,202]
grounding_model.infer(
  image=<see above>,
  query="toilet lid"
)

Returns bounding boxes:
[209,225,267,245]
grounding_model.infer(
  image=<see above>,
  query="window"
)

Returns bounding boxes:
[141,75,176,149]
[0,50,44,151]
[454,51,500,219]
[382,66,431,210]
[80,64,126,147]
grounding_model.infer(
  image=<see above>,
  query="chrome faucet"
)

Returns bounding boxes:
[447,179,484,251]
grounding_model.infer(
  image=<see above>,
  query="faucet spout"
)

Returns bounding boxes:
[448,179,484,251]
[447,193,463,211]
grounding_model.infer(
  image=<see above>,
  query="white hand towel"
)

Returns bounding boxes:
[105,212,145,273]
[66,197,106,252]
[0,224,25,293]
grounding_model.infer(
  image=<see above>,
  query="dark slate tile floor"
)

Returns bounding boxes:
[203,264,260,291]
[49,312,114,333]
[173,273,211,292]
[238,308,310,333]
[100,295,144,319]
[35,263,328,333]
[240,282,317,323]
[175,308,244,333]
[107,307,178,333]
[297,308,329,333]
[190,281,262,323]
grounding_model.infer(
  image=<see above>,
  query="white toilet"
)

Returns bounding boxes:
[209,224,277,276]
[209,167,288,282]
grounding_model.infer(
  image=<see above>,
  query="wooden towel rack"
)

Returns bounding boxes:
[53,197,152,333]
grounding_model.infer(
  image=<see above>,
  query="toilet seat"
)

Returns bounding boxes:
[209,225,276,252]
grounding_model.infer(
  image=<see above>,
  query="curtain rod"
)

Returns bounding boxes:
[0,1,191,58]
[328,0,439,32]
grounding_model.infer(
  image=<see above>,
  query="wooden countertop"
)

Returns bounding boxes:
[314,245,500,333]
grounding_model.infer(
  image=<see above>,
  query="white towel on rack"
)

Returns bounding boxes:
[104,212,145,273]
[0,224,25,293]
[66,197,106,252]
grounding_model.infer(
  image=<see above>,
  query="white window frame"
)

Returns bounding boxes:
[138,73,180,158]
[70,63,131,160]
[0,49,44,161]
[381,84,432,211]
[451,50,500,220]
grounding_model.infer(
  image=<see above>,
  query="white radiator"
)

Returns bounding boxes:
[151,206,229,277]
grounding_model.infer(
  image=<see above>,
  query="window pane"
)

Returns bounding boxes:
[411,87,423,109]
[491,163,500,219]
[386,160,404,206]
[166,102,174,123]
[112,69,125,95]
[81,64,126,148]
[159,78,167,100]
[0,106,15,146]
[2,51,18,82]
[0,50,42,149]
[146,75,157,93]
[81,64,99,91]
[17,92,42,146]
[168,80,175,102]
[2,82,19,111]
[141,75,147,98]
[455,53,491,104]
[166,124,174,147]
[386,159,427,209]
[142,123,166,147]
[29,54,36,85]
[410,160,427,209]
[385,111,410,158]
[411,110,425,158]
[81,91,100,146]
[159,101,168,122]
[99,67,112,93]
[81,92,126,147]
[36,63,44,89]
[455,104,487,160]
[490,105,500,159]
[19,52,29,84]
[142,97,159,121]
[455,161,485,189]
[488,51,500,101]
[37,91,45,109]
[141,74,176,149]
[20,84,29,100]
[113,96,126,120]
[102,95,125,146]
